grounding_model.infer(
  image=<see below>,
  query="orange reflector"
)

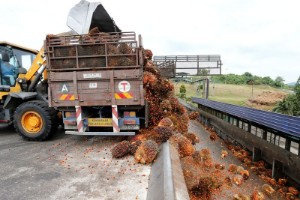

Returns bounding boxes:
[129,111,136,117]
[65,112,76,118]
[123,119,136,125]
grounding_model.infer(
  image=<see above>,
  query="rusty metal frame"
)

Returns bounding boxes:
[153,55,222,78]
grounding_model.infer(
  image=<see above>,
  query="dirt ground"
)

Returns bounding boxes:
[0,127,150,200]
[247,91,287,111]
[189,120,284,200]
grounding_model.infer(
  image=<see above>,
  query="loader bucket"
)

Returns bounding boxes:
[67,0,121,34]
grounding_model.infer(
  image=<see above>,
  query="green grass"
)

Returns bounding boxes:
[174,82,290,109]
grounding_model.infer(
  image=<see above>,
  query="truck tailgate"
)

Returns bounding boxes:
[49,69,144,107]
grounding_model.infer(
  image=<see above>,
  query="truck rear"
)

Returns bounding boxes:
[45,32,147,135]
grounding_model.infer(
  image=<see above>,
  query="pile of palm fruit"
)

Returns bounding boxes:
[111,49,197,164]
[225,143,299,200]
[111,47,300,199]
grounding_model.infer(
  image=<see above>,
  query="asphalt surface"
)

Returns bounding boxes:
[0,127,150,200]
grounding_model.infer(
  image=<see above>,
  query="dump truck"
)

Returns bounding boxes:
[0,0,146,140]
[45,32,147,135]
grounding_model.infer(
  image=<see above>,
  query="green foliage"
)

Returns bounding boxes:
[273,95,299,116]
[295,76,300,98]
[180,84,186,94]
[273,76,300,116]
[198,69,210,76]
[179,84,186,98]
[211,72,284,88]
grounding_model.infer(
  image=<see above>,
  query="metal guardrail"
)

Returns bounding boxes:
[190,97,300,185]
[192,98,300,138]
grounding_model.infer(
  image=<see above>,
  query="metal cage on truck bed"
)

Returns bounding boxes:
[45,32,146,135]
[45,32,143,70]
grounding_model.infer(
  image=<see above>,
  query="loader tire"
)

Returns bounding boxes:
[13,100,58,141]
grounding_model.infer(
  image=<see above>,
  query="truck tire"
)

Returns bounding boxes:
[13,100,58,141]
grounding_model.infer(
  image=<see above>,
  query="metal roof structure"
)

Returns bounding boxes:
[192,98,300,139]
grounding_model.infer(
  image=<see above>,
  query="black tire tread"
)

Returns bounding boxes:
[13,100,56,141]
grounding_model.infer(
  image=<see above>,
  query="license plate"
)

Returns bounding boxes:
[88,118,112,127]
[120,125,140,130]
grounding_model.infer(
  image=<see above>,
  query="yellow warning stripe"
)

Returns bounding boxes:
[59,94,76,100]
[114,92,133,99]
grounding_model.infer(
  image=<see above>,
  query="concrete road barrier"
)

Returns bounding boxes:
[147,141,189,200]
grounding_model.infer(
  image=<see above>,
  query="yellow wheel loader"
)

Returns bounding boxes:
[0,0,120,140]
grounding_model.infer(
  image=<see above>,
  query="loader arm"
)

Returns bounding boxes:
[24,47,46,82]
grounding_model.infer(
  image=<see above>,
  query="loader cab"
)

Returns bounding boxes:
[0,42,37,87]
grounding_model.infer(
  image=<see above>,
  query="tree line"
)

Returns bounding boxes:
[211,72,285,88]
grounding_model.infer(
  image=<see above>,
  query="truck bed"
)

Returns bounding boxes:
[45,32,144,108]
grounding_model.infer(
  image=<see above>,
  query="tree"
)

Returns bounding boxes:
[179,84,186,98]
[262,76,274,85]
[274,76,285,88]
[198,69,210,76]
[273,95,298,115]
[294,76,300,98]
[273,75,300,116]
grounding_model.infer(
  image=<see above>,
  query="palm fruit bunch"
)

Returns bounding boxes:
[209,132,218,141]
[224,176,232,187]
[183,132,200,145]
[191,149,212,167]
[177,135,195,158]
[177,113,190,133]
[188,111,200,120]
[144,60,159,77]
[215,163,225,170]
[228,164,238,173]
[181,156,201,191]
[151,79,174,99]
[153,126,173,143]
[252,191,265,200]
[192,175,222,199]
[262,184,275,197]
[233,175,244,186]
[107,44,119,55]
[288,187,299,196]
[158,117,174,127]
[233,193,250,200]
[199,148,211,161]
[144,49,153,60]
[159,100,172,114]
[134,140,159,164]
[143,71,158,87]
[111,140,130,158]
[168,133,182,150]
[169,96,186,116]
[128,140,142,155]
[118,43,132,54]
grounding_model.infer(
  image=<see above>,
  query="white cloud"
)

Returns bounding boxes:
[0,0,299,82]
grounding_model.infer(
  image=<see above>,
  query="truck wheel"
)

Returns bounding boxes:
[13,100,56,141]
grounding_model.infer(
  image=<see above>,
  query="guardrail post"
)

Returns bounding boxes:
[272,160,284,179]
[262,130,267,140]
[252,147,262,162]
[285,139,291,151]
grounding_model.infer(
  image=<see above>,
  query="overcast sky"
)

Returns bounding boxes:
[0,0,299,83]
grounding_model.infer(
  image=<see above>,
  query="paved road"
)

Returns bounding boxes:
[0,127,150,200]
[189,120,283,200]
